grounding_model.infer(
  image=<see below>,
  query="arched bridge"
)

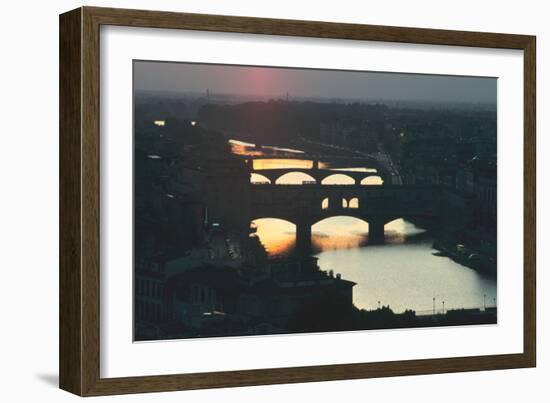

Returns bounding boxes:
[251,167,385,185]
[244,155,389,184]
[250,184,444,252]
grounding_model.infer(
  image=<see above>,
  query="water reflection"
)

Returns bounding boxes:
[251,217,424,258]
[251,218,296,257]
[316,242,497,313]
[313,217,368,251]
[384,218,426,244]
[252,216,496,313]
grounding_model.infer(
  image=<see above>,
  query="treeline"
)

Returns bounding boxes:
[198,100,389,144]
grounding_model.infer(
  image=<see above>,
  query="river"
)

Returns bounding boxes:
[231,140,497,314]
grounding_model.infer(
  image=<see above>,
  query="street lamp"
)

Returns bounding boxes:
[433,297,436,315]
[442,301,445,314]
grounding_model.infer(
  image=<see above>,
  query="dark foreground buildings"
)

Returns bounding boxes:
[134,114,358,340]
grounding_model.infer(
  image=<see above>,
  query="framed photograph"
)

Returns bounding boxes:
[59,6,536,396]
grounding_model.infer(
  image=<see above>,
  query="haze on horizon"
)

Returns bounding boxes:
[134,61,497,104]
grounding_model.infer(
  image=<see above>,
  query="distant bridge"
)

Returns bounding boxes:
[251,167,384,185]
[241,154,387,172]
[250,184,444,252]
[244,156,389,185]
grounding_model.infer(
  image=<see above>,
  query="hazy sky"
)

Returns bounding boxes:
[134,61,496,104]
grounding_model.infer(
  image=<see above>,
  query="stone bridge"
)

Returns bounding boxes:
[251,167,385,185]
[244,155,390,185]
[250,184,444,252]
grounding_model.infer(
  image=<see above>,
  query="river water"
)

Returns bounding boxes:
[231,140,497,314]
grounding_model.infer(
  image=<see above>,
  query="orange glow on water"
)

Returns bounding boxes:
[252,218,296,257]
[252,217,425,258]
[311,217,369,251]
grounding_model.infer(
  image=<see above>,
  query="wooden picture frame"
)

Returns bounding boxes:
[59,6,536,396]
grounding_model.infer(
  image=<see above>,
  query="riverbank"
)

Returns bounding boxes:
[432,233,496,277]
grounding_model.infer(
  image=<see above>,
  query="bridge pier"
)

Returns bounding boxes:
[295,221,312,255]
[368,219,385,245]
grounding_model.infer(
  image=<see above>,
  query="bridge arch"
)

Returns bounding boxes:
[249,183,443,250]
[384,217,404,227]
[250,217,297,257]
[250,173,271,184]
[311,216,370,250]
[251,216,296,226]
[310,215,387,246]
[321,173,355,185]
[312,215,369,227]
[319,195,359,211]
[275,172,317,185]
[360,175,384,185]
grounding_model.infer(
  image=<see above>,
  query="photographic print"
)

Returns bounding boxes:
[133,61,497,341]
